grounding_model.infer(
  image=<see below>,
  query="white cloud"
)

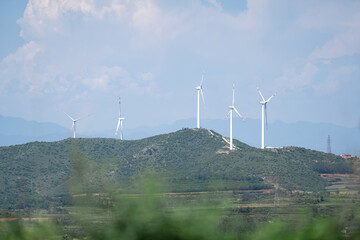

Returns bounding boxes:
[205,0,222,10]
[275,62,359,95]
[18,0,86,38]
[296,1,360,30]
[137,72,154,81]
[275,63,318,91]
[17,0,130,39]
[0,42,159,96]
[301,3,360,61]
[310,31,360,60]
[17,0,187,51]
[2,0,359,128]
[313,65,358,94]
[129,0,187,46]
[190,0,269,32]
[3,0,173,97]
[80,66,159,96]
[0,41,43,93]
[273,2,360,95]
[81,66,127,91]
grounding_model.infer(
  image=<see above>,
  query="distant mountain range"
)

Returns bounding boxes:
[0,115,70,146]
[0,115,359,155]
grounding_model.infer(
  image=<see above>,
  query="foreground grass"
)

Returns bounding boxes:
[1,188,360,240]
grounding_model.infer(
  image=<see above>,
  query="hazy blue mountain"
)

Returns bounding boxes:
[0,115,70,146]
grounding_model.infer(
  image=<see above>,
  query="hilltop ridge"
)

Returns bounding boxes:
[0,128,355,209]
[1,115,359,155]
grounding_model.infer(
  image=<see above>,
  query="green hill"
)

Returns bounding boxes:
[0,128,354,209]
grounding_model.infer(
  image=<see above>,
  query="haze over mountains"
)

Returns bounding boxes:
[0,115,70,146]
[0,115,359,155]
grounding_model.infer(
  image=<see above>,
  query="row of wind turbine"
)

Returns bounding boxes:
[65,75,276,147]
[195,74,277,150]
[64,98,125,140]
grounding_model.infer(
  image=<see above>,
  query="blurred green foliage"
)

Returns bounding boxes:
[0,182,359,240]
[0,220,59,240]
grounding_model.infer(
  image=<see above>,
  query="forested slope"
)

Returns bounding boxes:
[0,128,354,209]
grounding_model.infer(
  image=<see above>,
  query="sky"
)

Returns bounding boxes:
[0,0,360,135]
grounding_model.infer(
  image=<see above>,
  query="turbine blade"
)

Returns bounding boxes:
[64,112,75,121]
[233,107,241,117]
[232,81,235,106]
[200,72,204,87]
[115,119,121,136]
[266,91,278,102]
[233,107,245,122]
[120,97,123,118]
[256,86,265,102]
[200,89,205,104]
[225,111,230,119]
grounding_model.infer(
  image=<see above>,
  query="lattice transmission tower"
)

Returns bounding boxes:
[327,135,331,154]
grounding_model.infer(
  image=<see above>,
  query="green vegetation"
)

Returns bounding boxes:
[0,128,355,209]
[0,180,359,240]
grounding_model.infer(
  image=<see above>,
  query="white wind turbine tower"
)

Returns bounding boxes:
[115,97,125,140]
[195,72,205,128]
[257,86,277,149]
[228,82,245,150]
[64,112,81,138]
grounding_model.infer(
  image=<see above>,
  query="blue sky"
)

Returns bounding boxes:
[0,0,360,134]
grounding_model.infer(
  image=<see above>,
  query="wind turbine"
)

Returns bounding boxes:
[115,97,125,140]
[195,72,205,128]
[64,112,81,138]
[227,82,245,150]
[257,86,277,149]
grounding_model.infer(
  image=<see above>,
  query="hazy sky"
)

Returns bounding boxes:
[1,0,359,134]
